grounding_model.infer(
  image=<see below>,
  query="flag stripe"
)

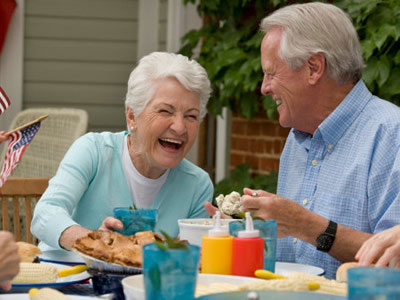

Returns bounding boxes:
[0,86,11,115]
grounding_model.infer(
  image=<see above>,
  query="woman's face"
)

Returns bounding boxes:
[127,77,200,175]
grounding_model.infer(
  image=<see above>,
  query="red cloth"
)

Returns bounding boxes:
[0,0,17,54]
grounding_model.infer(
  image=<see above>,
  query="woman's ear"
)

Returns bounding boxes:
[307,52,325,85]
[125,106,136,128]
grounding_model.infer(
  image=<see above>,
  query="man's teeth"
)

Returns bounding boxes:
[160,138,183,145]
[276,100,282,106]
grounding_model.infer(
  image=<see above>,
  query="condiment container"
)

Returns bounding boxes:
[201,211,233,275]
[232,212,264,277]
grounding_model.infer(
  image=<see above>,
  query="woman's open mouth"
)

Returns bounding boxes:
[158,138,183,150]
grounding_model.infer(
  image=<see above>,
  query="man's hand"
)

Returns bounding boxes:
[241,188,310,238]
[356,225,400,268]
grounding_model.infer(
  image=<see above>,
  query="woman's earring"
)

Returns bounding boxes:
[130,125,136,132]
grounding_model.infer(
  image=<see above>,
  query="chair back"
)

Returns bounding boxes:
[0,178,49,243]
[1,108,88,178]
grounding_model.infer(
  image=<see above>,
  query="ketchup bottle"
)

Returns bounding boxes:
[201,211,233,275]
[232,212,264,277]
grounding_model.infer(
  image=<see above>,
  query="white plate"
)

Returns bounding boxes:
[0,295,101,300]
[122,273,264,300]
[11,263,91,288]
[73,250,142,275]
[275,262,324,276]
[38,250,85,265]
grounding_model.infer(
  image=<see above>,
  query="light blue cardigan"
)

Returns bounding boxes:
[31,131,213,251]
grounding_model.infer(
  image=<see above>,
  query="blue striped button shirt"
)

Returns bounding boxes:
[276,80,400,279]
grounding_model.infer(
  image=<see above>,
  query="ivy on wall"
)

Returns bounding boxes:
[181,0,400,119]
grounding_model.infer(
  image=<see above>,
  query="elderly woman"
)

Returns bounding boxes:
[31,52,213,251]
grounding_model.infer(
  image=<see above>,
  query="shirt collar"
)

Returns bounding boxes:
[293,80,372,149]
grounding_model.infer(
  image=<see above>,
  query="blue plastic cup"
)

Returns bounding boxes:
[143,243,200,300]
[229,219,277,272]
[113,207,157,236]
[348,267,400,299]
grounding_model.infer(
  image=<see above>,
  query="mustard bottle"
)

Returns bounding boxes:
[201,211,233,275]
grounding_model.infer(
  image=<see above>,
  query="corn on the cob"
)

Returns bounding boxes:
[195,282,239,297]
[287,272,347,296]
[239,278,310,292]
[29,287,70,300]
[12,263,58,284]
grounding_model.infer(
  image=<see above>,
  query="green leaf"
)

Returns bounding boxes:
[362,57,379,86]
[374,24,397,50]
[157,230,189,250]
[377,55,391,87]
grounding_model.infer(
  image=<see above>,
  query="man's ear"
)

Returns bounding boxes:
[307,52,325,85]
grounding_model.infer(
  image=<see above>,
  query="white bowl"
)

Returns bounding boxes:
[178,218,235,247]
[122,273,264,300]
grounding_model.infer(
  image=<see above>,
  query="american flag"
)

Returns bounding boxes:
[0,86,11,115]
[0,121,41,187]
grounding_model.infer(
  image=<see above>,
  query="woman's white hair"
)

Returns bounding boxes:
[125,52,211,120]
[260,2,364,85]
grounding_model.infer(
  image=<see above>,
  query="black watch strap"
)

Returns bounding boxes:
[316,220,337,252]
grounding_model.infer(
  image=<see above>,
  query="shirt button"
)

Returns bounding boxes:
[312,159,318,166]
[303,199,308,205]
[328,144,333,149]
[293,238,297,244]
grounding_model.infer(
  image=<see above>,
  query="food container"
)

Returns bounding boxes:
[178,218,235,247]
[196,290,345,299]
[122,273,265,300]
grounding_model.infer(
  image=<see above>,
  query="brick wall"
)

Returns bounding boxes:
[230,114,290,175]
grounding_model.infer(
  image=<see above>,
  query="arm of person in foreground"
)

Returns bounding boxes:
[31,134,123,251]
[0,231,20,290]
[240,188,372,263]
[355,225,400,268]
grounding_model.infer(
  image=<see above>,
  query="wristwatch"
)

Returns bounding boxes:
[316,220,337,252]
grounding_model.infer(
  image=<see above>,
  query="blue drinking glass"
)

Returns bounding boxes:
[113,207,157,236]
[229,219,277,272]
[348,267,400,300]
[143,243,200,300]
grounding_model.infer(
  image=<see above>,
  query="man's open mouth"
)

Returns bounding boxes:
[159,138,183,150]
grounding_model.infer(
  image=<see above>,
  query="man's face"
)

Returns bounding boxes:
[260,28,310,130]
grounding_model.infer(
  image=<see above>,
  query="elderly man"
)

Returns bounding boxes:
[206,2,400,279]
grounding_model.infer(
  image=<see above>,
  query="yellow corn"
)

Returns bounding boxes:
[58,265,87,277]
[30,287,70,300]
[308,282,320,291]
[12,263,58,284]
[255,269,287,280]
[29,288,39,297]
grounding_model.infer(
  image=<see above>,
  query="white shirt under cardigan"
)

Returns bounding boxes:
[122,135,169,209]
[31,131,213,252]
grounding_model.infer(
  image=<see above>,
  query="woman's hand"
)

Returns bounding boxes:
[356,225,400,268]
[204,202,231,219]
[0,231,20,290]
[98,217,123,231]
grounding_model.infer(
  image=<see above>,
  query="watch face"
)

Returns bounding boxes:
[317,234,334,252]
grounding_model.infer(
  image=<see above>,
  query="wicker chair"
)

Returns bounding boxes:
[0,178,49,243]
[1,108,88,178]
